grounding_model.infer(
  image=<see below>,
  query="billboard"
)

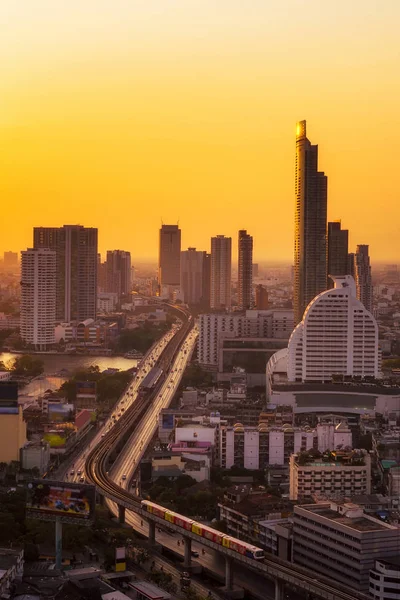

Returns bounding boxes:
[26,480,95,525]
[115,547,126,572]
[48,402,73,422]
[76,381,96,397]
[0,381,18,414]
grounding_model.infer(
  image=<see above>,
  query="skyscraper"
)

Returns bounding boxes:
[210,235,232,310]
[238,230,253,310]
[255,284,269,310]
[327,221,349,287]
[33,225,98,322]
[158,225,181,290]
[180,248,204,305]
[294,120,328,324]
[353,245,373,313]
[20,248,56,350]
[106,250,132,298]
[201,252,211,309]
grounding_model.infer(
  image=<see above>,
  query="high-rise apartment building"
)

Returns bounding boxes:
[33,225,98,322]
[255,284,269,310]
[105,250,131,298]
[238,230,253,310]
[158,225,181,290]
[180,248,204,305]
[327,221,349,287]
[201,252,211,309]
[288,275,380,383]
[294,120,328,324]
[20,248,56,349]
[210,235,232,310]
[353,244,373,313]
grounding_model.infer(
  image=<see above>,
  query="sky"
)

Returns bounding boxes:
[1,0,399,262]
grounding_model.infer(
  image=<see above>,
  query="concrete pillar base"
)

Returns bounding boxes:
[220,586,245,599]
[148,520,156,546]
[183,536,192,568]
[275,578,285,600]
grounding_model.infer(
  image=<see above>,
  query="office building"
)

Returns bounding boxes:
[294,120,328,324]
[255,284,269,310]
[198,309,294,371]
[210,235,232,310]
[287,275,380,383]
[327,221,349,287]
[238,230,253,310]
[201,252,211,309]
[20,248,56,350]
[354,244,373,313]
[370,557,400,600]
[34,225,98,322]
[158,224,181,288]
[293,502,399,592]
[180,248,204,305]
[0,382,27,463]
[105,250,131,298]
[289,450,371,500]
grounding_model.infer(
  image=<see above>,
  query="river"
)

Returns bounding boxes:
[0,352,138,401]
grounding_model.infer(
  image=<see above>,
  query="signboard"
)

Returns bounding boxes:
[76,381,96,397]
[48,403,73,422]
[115,547,126,572]
[0,381,18,414]
[26,480,95,525]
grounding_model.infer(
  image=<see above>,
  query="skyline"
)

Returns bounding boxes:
[1,1,400,261]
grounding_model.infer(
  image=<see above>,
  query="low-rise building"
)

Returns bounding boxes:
[289,449,371,501]
[292,502,400,592]
[0,547,24,598]
[20,440,50,474]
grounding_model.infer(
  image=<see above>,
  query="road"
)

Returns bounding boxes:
[64,323,180,485]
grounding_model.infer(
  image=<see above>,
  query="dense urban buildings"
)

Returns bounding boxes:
[210,235,232,310]
[255,284,269,309]
[180,248,204,305]
[354,244,373,312]
[237,229,253,310]
[158,224,181,293]
[287,275,380,382]
[0,383,27,463]
[327,221,349,286]
[33,225,98,322]
[20,248,56,349]
[292,502,399,592]
[105,250,131,299]
[294,120,328,324]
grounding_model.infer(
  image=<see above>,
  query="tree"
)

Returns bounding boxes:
[11,355,44,377]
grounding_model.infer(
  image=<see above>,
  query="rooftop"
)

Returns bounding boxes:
[302,504,396,532]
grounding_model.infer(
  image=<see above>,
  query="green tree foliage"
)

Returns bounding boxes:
[180,364,214,388]
[11,354,44,377]
[382,357,400,369]
[59,366,131,406]
[117,321,170,353]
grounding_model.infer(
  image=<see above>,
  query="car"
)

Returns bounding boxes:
[191,550,199,558]
[101,433,105,438]
[77,470,82,476]
[70,470,75,475]
[79,477,85,483]
[122,474,127,480]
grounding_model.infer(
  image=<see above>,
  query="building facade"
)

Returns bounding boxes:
[289,450,371,500]
[292,502,399,592]
[210,235,232,310]
[180,248,204,305]
[327,221,349,287]
[294,120,328,324]
[20,248,56,349]
[354,244,373,313]
[287,275,380,383]
[34,225,98,322]
[238,230,253,310]
[255,284,269,310]
[0,382,27,463]
[370,557,400,600]
[158,224,181,288]
[105,250,131,298]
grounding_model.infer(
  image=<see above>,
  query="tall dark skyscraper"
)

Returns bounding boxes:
[294,120,328,324]
[158,224,181,290]
[106,250,131,299]
[210,235,232,310]
[327,221,349,287]
[201,252,211,309]
[238,229,253,310]
[33,225,98,322]
[180,248,204,305]
[354,244,373,313]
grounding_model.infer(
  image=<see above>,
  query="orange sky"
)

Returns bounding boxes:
[1,1,399,262]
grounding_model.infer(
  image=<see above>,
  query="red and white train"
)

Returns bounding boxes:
[141,500,265,561]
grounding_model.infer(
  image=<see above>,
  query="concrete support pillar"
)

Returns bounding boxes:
[274,579,285,600]
[183,537,192,568]
[225,556,234,591]
[55,518,62,571]
[118,504,125,524]
[148,520,156,545]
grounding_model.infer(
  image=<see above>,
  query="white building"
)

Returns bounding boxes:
[289,450,371,501]
[198,309,293,370]
[293,502,399,592]
[20,248,56,350]
[97,292,118,313]
[370,557,400,600]
[210,235,232,310]
[287,275,380,383]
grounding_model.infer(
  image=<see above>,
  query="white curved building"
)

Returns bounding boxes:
[287,275,380,383]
